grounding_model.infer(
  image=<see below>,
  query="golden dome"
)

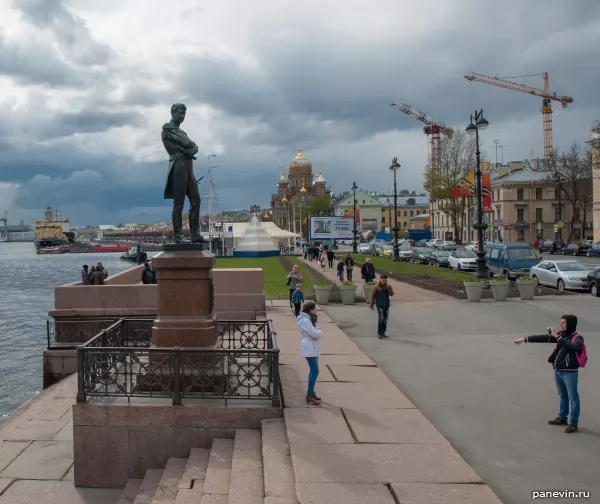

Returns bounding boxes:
[289,147,312,172]
[279,168,287,182]
[281,196,288,204]
[300,185,307,193]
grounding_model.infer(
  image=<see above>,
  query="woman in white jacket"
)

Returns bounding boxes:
[296,301,322,405]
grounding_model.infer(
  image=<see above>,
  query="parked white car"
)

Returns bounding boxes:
[398,245,414,261]
[438,241,457,251]
[448,250,478,271]
[426,239,442,248]
[530,260,591,292]
[358,243,370,254]
[464,241,480,252]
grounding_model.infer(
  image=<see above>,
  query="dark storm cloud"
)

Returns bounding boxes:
[14,0,114,66]
[52,110,146,137]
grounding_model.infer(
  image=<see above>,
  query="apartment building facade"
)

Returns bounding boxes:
[431,159,592,244]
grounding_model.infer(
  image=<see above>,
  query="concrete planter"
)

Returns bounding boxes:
[313,284,333,305]
[339,284,357,305]
[363,284,376,304]
[516,279,537,300]
[463,281,483,302]
[490,280,510,301]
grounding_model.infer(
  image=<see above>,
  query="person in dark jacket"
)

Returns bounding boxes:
[369,275,394,339]
[344,255,355,282]
[336,259,345,282]
[361,258,376,283]
[326,249,335,269]
[513,314,584,433]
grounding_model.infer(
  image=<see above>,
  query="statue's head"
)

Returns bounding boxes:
[171,103,187,123]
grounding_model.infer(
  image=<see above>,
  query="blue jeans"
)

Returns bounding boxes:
[377,307,389,336]
[554,370,580,424]
[306,357,319,396]
[338,271,344,282]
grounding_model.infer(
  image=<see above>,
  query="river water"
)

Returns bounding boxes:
[0,242,146,419]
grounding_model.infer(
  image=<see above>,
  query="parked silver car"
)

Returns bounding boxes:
[530,260,591,292]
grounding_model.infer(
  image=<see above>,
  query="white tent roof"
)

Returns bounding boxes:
[227,219,299,239]
[235,216,283,252]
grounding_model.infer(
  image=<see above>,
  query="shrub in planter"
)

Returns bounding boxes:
[363,281,377,304]
[489,278,510,301]
[313,282,333,305]
[463,279,486,302]
[516,276,537,300]
[339,281,357,305]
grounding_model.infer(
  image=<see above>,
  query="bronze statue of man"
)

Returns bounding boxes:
[161,103,202,243]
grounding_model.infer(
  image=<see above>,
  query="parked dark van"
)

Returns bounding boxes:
[485,243,541,279]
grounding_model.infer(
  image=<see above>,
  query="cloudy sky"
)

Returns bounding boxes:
[1,0,599,226]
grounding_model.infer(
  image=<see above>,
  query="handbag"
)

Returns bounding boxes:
[286,277,291,286]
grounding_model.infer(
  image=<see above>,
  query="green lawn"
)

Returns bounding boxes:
[352,254,472,282]
[214,256,313,300]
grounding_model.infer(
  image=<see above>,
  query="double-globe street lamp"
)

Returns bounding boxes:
[465,109,490,279]
[389,157,401,261]
[351,181,358,253]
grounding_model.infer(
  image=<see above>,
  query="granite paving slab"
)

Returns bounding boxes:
[0,441,29,472]
[391,482,503,503]
[53,420,73,441]
[21,397,74,422]
[0,417,70,442]
[0,440,73,480]
[328,365,396,384]
[281,381,415,411]
[279,354,375,367]
[0,480,121,504]
[343,409,450,444]
[284,407,354,445]
[279,364,336,383]
[296,483,396,504]
[291,443,482,484]
[0,478,13,495]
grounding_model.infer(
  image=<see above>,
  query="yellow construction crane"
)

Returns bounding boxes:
[464,72,573,164]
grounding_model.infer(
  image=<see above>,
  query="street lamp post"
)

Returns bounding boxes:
[351,182,358,253]
[389,157,401,261]
[466,109,490,279]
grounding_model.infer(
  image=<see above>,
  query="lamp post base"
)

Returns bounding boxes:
[474,251,489,279]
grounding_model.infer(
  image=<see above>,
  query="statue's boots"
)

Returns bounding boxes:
[174,233,191,244]
[190,233,206,243]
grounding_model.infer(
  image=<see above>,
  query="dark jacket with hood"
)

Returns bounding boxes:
[525,315,584,372]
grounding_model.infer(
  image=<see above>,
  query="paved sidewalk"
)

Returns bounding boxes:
[0,375,121,503]
[268,299,502,503]
[302,256,447,303]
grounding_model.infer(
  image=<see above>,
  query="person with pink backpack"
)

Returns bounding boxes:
[513,314,587,433]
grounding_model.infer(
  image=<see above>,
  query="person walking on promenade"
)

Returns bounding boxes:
[326,248,335,268]
[345,254,355,282]
[286,265,303,309]
[361,258,376,283]
[89,265,104,285]
[513,315,586,433]
[370,275,394,339]
[291,284,305,316]
[296,301,322,405]
[336,258,345,282]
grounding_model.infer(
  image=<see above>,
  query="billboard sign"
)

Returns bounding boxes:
[310,217,354,240]
[362,219,378,230]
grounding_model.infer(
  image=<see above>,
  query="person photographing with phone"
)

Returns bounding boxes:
[513,314,587,433]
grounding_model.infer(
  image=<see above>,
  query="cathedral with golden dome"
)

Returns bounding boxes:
[270,148,329,234]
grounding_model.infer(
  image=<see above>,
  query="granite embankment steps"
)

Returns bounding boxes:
[117,422,297,504]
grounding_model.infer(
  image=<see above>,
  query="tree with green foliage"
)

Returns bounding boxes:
[309,195,334,216]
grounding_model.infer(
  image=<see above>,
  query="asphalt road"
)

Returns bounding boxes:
[324,294,599,504]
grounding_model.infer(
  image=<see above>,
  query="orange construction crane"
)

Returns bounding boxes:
[464,72,573,164]
[390,102,453,192]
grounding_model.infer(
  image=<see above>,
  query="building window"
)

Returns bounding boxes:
[382,216,386,224]
[536,187,543,200]
[555,208,561,222]
[403,210,407,217]
[397,210,401,217]
[497,190,500,201]
[574,207,581,221]
[403,221,408,228]
[554,188,560,199]
[535,208,543,221]
[518,229,525,241]
[517,189,524,201]
[409,210,414,217]
[517,208,525,222]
